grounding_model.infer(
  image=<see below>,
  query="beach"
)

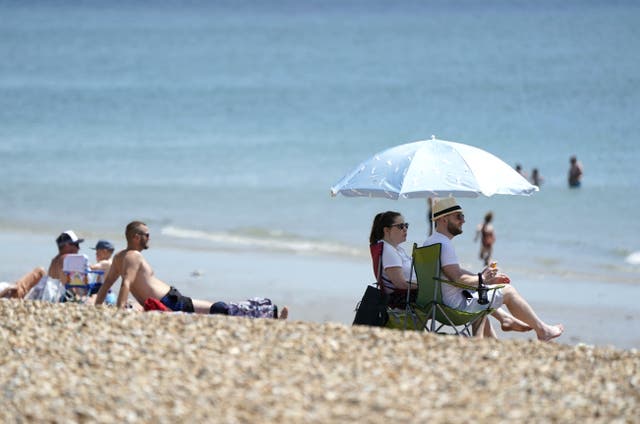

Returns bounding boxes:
[2,228,639,350]
[2,1,640,420]
[1,300,638,422]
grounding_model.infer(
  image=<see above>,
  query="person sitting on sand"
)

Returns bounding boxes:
[372,211,531,335]
[94,221,288,319]
[424,197,564,341]
[48,230,84,281]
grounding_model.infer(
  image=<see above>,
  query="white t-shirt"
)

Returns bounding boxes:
[423,231,461,306]
[380,240,416,293]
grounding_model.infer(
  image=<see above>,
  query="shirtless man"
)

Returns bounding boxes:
[94,221,287,319]
[48,230,84,281]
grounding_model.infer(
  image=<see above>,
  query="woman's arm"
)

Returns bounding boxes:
[384,266,414,290]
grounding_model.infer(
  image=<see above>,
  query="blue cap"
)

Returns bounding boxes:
[92,240,114,251]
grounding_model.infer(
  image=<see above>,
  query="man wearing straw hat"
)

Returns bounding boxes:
[424,197,564,341]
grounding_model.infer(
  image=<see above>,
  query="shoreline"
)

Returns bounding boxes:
[2,229,638,350]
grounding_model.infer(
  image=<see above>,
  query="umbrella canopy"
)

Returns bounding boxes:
[330,137,538,199]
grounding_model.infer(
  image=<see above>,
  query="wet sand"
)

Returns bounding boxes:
[1,300,638,422]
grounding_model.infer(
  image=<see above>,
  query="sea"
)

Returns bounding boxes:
[1,0,639,291]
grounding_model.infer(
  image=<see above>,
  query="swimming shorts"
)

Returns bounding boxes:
[160,286,195,313]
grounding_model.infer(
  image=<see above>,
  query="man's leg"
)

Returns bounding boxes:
[192,299,214,314]
[501,285,563,341]
[491,308,532,332]
[15,267,46,298]
[472,315,497,338]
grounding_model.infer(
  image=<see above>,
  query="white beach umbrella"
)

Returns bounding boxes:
[330,136,538,199]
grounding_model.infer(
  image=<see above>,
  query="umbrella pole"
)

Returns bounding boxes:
[427,197,434,236]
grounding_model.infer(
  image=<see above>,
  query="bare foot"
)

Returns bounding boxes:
[500,315,532,332]
[278,306,288,320]
[537,324,564,341]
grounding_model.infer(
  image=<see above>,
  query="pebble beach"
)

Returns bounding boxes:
[1,300,638,423]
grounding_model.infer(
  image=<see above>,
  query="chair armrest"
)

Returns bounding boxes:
[433,277,504,291]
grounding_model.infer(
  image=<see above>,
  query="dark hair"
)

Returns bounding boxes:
[125,221,147,242]
[369,211,401,245]
[484,211,493,223]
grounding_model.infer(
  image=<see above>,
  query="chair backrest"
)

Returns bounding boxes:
[369,242,384,289]
[63,254,89,286]
[411,243,442,307]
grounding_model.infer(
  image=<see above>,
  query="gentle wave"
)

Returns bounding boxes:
[161,225,365,258]
[626,251,640,266]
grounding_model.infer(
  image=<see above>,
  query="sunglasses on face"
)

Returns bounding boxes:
[137,232,150,238]
[390,223,409,230]
[451,213,465,220]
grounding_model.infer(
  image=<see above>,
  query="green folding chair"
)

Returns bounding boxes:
[411,243,501,336]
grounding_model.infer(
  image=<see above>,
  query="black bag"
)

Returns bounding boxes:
[352,285,389,327]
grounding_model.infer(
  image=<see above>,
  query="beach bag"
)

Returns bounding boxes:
[25,276,65,302]
[352,285,389,327]
[227,297,278,319]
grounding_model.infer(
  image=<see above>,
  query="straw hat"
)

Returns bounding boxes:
[431,197,463,220]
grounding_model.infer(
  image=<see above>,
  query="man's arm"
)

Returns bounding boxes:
[441,263,479,288]
[89,260,109,271]
[442,263,500,288]
[115,253,142,309]
[94,261,119,305]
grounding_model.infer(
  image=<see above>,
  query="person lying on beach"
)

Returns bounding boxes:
[371,211,531,334]
[423,197,564,341]
[48,230,84,281]
[94,221,288,319]
[0,267,46,299]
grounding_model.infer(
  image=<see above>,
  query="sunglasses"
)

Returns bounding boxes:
[137,232,150,238]
[390,223,410,230]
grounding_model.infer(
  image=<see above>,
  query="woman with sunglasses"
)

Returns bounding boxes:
[369,211,417,306]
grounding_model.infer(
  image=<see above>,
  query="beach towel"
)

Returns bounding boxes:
[25,276,65,302]
[144,297,170,312]
[227,297,278,319]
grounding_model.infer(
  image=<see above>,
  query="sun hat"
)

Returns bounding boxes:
[91,240,115,251]
[56,230,84,247]
[431,197,463,220]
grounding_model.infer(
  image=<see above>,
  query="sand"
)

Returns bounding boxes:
[1,300,638,423]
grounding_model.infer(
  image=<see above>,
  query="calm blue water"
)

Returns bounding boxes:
[1,0,639,284]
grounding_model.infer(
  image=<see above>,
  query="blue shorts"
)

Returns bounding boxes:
[160,287,195,313]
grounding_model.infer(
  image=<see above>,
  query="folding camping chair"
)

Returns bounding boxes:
[62,254,104,302]
[411,243,502,336]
